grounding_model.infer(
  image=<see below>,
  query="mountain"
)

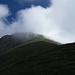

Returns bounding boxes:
[0,39,59,75]
[0,32,45,52]
[0,37,75,75]
[0,33,75,75]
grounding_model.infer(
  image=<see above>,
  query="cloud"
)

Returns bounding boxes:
[0,5,10,18]
[1,0,75,43]
[0,4,11,36]
[9,6,61,42]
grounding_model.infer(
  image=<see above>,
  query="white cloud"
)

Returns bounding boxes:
[0,4,10,18]
[0,4,11,36]
[1,0,75,43]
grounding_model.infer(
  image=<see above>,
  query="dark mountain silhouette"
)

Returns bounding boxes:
[0,39,75,75]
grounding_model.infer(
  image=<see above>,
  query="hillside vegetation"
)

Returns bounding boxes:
[0,38,75,75]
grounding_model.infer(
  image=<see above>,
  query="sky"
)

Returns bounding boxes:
[0,0,75,43]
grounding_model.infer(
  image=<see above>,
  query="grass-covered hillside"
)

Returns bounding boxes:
[0,38,75,75]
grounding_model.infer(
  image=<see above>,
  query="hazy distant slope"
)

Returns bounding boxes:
[0,32,44,52]
[0,32,60,53]
[0,40,75,75]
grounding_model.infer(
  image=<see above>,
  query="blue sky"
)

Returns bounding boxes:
[0,0,51,22]
[0,0,75,43]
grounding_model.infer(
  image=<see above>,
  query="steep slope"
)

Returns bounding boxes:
[0,40,75,75]
[0,40,58,75]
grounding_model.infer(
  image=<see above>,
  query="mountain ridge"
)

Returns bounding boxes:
[0,32,60,53]
[0,32,45,52]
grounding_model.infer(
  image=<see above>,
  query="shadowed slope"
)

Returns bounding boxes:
[0,40,57,74]
[0,39,75,75]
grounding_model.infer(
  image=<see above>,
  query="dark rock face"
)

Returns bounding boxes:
[0,33,44,52]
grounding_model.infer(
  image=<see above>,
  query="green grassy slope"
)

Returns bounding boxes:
[0,40,75,75]
[0,39,58,75]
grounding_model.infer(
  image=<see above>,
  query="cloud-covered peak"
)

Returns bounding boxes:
[1,0,75,44]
